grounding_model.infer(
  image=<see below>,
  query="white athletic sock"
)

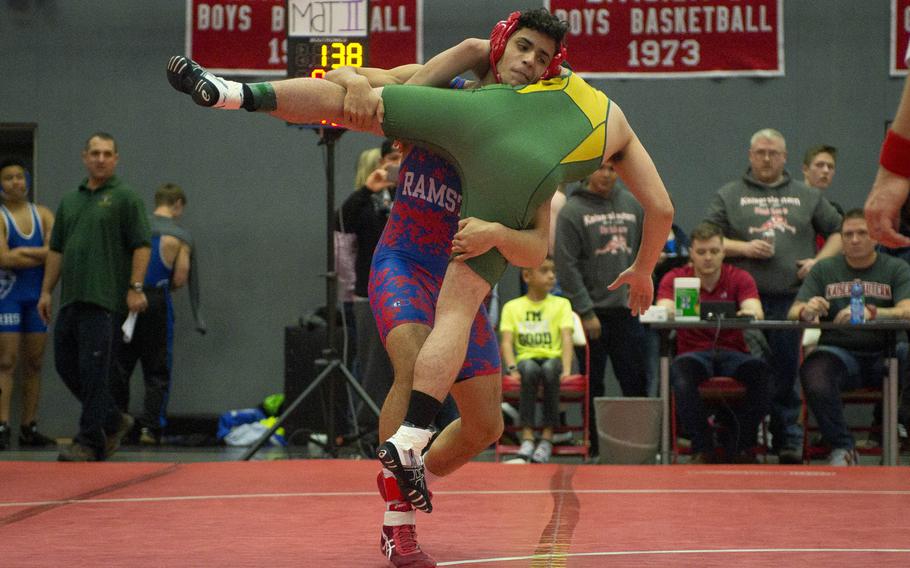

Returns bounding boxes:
[388,424,434,456]
[215,79,244,110]
[203,71,244,110]
[384,509,416,527]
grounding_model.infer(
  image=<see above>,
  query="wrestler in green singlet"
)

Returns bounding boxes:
[380,71,611,285]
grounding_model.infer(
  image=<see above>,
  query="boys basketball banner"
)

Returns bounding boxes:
[187,1,422,76]
[544,0,784,79]
[187,0,288,75]
[894,0,910,76]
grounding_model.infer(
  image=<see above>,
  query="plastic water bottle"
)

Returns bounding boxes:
[762,228,776,255]
[850,279,865,324]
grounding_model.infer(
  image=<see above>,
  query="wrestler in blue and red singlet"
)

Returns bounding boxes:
[369,79,501,380]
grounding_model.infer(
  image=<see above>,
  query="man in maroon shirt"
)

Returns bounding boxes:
[656,221,771,463]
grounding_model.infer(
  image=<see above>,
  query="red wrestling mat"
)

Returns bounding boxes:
[2,460,910,567]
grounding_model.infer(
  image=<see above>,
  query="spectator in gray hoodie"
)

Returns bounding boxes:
[555,159,649,457]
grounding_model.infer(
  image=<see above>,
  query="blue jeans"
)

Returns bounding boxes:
[761,293,803,449]
[800,344,908,450]
[671,350,771,454]
[54,303,125,456]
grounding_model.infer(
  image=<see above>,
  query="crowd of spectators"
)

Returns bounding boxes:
[506,127,910,466]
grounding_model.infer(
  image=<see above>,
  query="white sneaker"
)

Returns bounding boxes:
[828,447,857,466]
[504,457,529,464]
[532,440,553,464]
[166,56,243,109]
[516,439,535,462]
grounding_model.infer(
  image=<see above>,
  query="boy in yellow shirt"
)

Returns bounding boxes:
[499,258,574,463]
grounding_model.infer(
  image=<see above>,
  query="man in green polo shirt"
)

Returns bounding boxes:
[38,132,151,462]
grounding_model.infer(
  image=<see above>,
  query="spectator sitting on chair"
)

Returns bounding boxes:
[499,257,574,463]
[788,209,910,466]
[656,221,771,464]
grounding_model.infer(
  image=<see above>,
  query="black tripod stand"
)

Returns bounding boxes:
[242,127,381,460]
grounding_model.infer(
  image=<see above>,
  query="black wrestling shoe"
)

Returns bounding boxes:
[377,439,433,514]
[166,55,239,108]
[19,422,57,447]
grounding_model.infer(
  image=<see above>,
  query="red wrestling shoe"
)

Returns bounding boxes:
[381,522,437,568]
[378,472,437,567]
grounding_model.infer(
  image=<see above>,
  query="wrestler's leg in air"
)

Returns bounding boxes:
[165,56,384,134]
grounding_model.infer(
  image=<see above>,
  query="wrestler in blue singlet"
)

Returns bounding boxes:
[145,233,176,355]
[0,204,46,333]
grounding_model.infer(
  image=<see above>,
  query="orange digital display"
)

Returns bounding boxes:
[293,40,367,79]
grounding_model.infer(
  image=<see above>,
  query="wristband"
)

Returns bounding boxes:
[880,129,910,179]
[506,364,518,374]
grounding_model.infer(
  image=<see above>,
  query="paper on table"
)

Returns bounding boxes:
[122,311,138,343]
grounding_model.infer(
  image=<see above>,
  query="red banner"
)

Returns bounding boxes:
[369,0,423,66]
[894,0,910,76]
[187,0,287,75]
[545,0,783,79]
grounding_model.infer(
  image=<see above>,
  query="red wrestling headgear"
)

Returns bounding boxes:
[489,11,567,84]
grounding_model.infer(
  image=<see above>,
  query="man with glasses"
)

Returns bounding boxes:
[704,128,842,463]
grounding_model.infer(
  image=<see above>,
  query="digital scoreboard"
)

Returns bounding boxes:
[291,39,367,79]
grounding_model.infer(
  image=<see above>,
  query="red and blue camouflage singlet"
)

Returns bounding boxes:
[369,94,501,381]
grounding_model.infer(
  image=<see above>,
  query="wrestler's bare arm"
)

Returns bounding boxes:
[865,73,910,247]
[324,64,423,130]
[452,199,550,268]
[496,199,550,268]
[404,39,491,87]
[603,102,675,314]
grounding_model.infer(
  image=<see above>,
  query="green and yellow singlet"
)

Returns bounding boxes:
[381,72,611,285]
